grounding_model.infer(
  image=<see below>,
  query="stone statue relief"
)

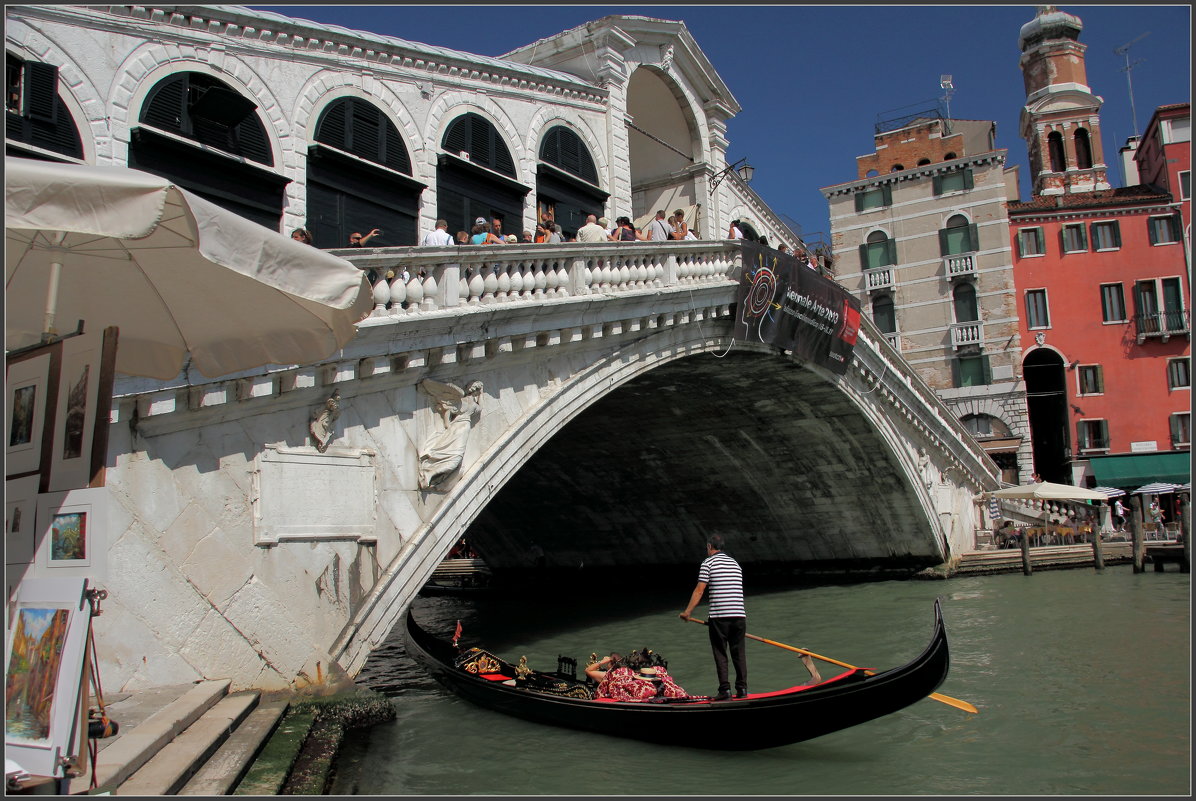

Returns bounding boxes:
[417,379,484,490]
[310,389,341,453]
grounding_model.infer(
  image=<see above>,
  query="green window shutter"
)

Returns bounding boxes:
[1096,367,1105,394]
[951,357,961,387]
[1112,221,1122,248]
[932,174,943,195]
[940,228,951,256]
[1016,232,1025,258]
[885,238,897,265]
[967,223,979,252]
[981,356,992,385]
[858,243,869,267]
[963,169,974,190]
[881,184,893,206]
[24,61,58,123]
[1148,217,1159,245]
[855,191,865,212]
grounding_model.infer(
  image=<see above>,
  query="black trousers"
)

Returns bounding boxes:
[707,616,747,693]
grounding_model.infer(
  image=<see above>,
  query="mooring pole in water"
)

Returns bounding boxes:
[1020,523,1033,576]
[1092,508,1105,571]
[1130,495,1146,574]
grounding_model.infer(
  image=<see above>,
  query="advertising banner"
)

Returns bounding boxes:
[732,242,861,375]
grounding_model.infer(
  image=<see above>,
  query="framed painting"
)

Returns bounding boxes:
[4,576,91,778]
[6,476,40,566]
[5,351,53,478]
[35,488,107,580]
[46,330,100,493]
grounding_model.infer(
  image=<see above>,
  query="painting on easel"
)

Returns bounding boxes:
[4,577,91,778]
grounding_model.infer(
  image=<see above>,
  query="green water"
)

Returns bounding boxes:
[335,566,1190,795]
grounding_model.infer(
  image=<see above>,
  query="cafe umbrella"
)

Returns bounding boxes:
[988,481,1110,502]
[5,157,371,380]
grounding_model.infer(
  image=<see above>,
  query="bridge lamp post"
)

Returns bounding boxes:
[710,157,755,191]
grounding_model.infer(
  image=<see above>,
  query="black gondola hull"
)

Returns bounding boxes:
[405,600,951,750]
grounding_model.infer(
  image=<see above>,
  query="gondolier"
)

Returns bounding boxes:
[680,534,747,701]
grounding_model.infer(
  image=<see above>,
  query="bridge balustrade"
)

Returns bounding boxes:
[338,241,739,317]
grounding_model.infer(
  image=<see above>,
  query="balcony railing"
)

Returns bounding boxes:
[1134,310,1191,343]
[944,253,976,280]
[864,266,893,292]
[950,321,984,349]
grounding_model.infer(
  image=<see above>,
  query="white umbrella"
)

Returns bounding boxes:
[6,157,371,380]
[989,481,1109,501]
[1133,482,1180,495]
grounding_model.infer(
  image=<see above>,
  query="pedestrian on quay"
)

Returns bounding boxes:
[1113,497,1127,532]
[679,533,747,700]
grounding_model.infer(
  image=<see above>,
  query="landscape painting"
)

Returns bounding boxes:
[49,512,86,563]
[4,607,70,743]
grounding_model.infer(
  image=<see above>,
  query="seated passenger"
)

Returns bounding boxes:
[585,651,688,701]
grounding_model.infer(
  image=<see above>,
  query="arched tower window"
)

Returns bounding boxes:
[539,126,598,185]
[1047,130,1065,172]
[139,71,270,165]
[314,97,411,174]
[1074,127,1092,169]
[442,112,516,177]
[953,281,979,323]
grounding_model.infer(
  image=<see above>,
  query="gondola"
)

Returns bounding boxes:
[404,599,952,750]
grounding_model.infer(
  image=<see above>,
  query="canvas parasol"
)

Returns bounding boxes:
[1092,486,1127,498]
[988,481,1109,501]
[5,157,371,380]
[1133,482,1180,496]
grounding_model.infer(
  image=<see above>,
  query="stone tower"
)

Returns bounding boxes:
[1018,6,1111,196]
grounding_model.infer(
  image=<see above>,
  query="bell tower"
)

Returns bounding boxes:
[1018,6,1110,196]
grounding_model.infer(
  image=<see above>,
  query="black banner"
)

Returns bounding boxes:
[732,242,861,375]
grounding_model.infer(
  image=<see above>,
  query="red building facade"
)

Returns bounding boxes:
[1008,9,1190,490]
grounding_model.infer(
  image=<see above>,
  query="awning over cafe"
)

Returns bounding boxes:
[1088,452,1191,489]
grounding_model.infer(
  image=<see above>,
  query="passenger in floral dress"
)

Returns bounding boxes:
[584,653,689,701]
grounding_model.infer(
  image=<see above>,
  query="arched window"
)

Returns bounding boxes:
[1074,127,1092,169]
[961,414,1012,440]
[859,229,896,270]
[872,294,897,334]
[939,214,978,256]
[917,158,931,166]
[442,112,516,176]
[306,97,423,248]
[1047,131,1065,172]
[5,52,83,161]
[314,97,411,174]
[890,164,904,172]
[943,152,957,160]
[130,71,287,229]
[536,125,608,238]
[953,281,979,323]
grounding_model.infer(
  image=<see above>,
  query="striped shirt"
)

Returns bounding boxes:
[698,551,745,619]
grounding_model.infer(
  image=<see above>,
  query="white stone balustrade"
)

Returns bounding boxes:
[338,240,736,315]
[950,321,985,349]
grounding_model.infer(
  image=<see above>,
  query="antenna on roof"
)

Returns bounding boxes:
[1114,33,1149,138]
[939,75,955,132]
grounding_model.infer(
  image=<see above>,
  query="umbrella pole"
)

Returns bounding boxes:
[42,236,66,340]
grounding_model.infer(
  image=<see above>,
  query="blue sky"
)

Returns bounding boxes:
[251,4,1191,240]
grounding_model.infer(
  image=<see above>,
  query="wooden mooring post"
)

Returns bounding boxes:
[1091,511,1105,571]
[1130,495,1146,573]
[1020,524,1032,576]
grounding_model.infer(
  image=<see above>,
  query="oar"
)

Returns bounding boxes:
[685,617,978,715]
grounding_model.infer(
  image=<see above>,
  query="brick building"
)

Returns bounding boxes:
[1008,8,1190,489]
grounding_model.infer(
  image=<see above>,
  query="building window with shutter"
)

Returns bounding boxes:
[1172,413,1191,448]
[1025,289,1050,329]
[1077,364,1104,396]
[1148,214,1181,245]
[933,168,973,195]
[939,214,977,256]
[1017,226,1045,257]
[1090,220,1121,251]
[1077,419,1110,452]
[872,294,896,334]
[5,53,83,160]
[1168,358,1190,390]
[442,112,516,177]
[860,230,896,270]
[1061,223,1088,253]
[1179,171,1191,201]
[854,184,892,211]
[1100,283,1127,323]
[953,355,991,388]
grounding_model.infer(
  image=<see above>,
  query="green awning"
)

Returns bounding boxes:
[1088,452,1191,488]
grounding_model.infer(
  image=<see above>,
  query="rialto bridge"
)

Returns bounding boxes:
[92,239,1000,691]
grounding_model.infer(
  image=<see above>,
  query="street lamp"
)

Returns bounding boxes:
[710,157,754,191]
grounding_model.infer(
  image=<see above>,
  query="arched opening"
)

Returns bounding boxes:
[939,213,977,256]
[961,414,1020,484]
[943,152,957,160]
[1074,127,1092,169]
[1047,131,1065,172]
[952,282,979,322]
[626,67,697,231]
[130,71,288,229]
[5,52,83,161]
[872,294,896,334]
[1022,348,1070,483]
[536,125,608,240]
[860,229,896,269]
[917,158,931,166]
[891,164,904,172]
[306,97,423,248]
[437,112,529,239]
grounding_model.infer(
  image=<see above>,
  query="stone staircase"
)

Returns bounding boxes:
[72,680,289,795]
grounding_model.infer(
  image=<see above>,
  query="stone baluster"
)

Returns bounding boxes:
[389,274,407,316]
[532,260,547,298]
[633,256,648,288]
[405,272,424,314]
[543,259,560,297]
[581,258,593,295]
[617,258,631,292]
[511,261,528,300]
[466,266,484,306]
[371,277,391,316]
[482,264,498,304]
[495,262,512,302]
[421,270,437,311]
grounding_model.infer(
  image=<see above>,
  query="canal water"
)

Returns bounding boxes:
[333,565,1189,795]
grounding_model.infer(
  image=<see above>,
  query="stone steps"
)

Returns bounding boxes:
[77,679,290,796]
